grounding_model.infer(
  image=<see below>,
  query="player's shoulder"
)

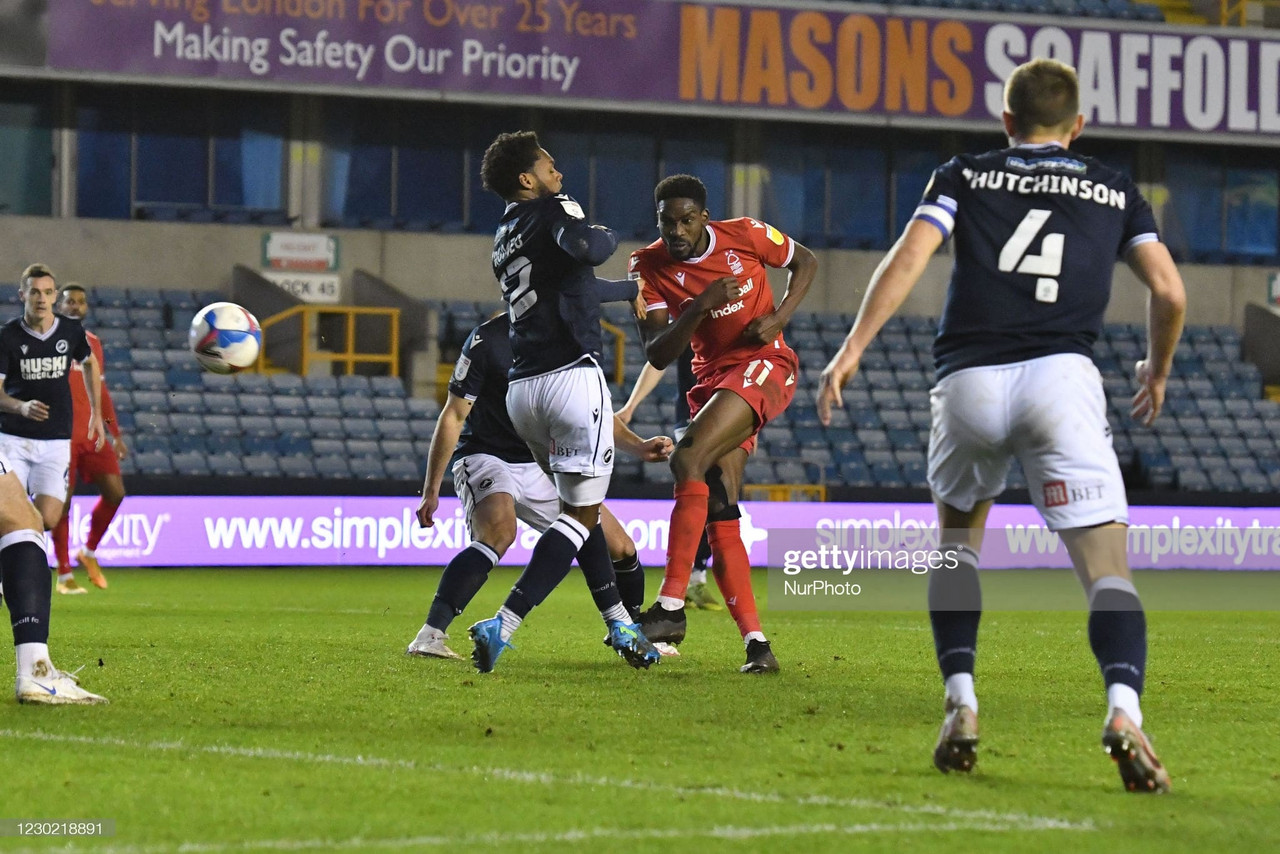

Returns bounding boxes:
[629,239,667,268]
[472,312,510,342]
[715,217,789,250]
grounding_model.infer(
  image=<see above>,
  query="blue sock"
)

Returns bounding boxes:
[503,516,586,618]
[613,553,644,619]
[1088,577,1147,694]
[928,545,982,679]
[426,542,499,632]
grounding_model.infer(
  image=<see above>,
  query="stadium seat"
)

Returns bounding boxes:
[306,396,343,418]
[376,419,414,441]
[340,397,376,418]
[134,434,172,454]
[346,439,380,458]
[203,393,241,416]
[205,435,242,456]
[169,413,204,435]
[243,454,281,478]
[240,394,274,416]
[406,397,441,419]
[206,452,246,476]
[275,436,311,456]
[272,396,308,418]
[241,435,276,456]
[236,374,273,395]
[308,417,344,438]
[96,307,131,329]
[275,416,310,439]
[343,418,380,440]
[131,391,168,413]
[373,397,409,420]
[268,373,307,396]
[315,456,352,479]
[129,348,167,371]
[130,370,168,392]
[384,458,421,481]
[337,375,373,396]
[304,376,339,395]
[166,368,204,391]
[240,415,276,438]
[312,438,346,457]
[353,457,387,480]
[381,439,416,460]
[134,450,175,476]
[171,450,211,476]
[280,457,318,478]
[168,392,204,414]
[129,328,165,348]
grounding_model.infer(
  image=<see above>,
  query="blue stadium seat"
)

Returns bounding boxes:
[235,374,273,395]
[96,307,131,329]
[309,417,343,438]
[96,328,131,349]
[406,397,441,419]
[280,457,318,479]
[129,328,165,348]
[353,457,387,480]
[340,397,376,418]
[134,450,174,476]
[206,452,246,476]
[205,435,242,456]
[109,389,133,412]
[337,375,373,396]
[166,368,203,391]
[275,416,310,438]
[130,370,168,392]
[315,456,352,479]
[275,436,311,456]
[243,454,281,477]
[204,414,239,434]
[268,373,307,396]
[272,396,308,418]
[240,415,276,438]
[304,376,339,395]
[373,397,409,420]
[239,394,274,416]
[381,439,416,460]
[241,435,276,456]
[168,392,204,415]
[306,396,343,417]
[130,307,164,328]
[200,372,236,394]
[744,459,774,483]
[134,434,172,454]
[169,413,204,435]
[384,458,421,481]
[161,289,199,311]
[376,419,414,441]
[312,438,346,457]
[129,348,167,371]
[346,439,380,458]
[343,418,380,440]
[131,391,167,413]
[171,450,211,476]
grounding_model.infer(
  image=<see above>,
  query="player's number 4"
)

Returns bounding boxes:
[998,208,1062,303]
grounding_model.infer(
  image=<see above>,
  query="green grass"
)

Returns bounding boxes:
[2,567,1278,852]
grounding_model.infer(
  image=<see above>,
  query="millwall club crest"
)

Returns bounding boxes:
[56,340,69,354]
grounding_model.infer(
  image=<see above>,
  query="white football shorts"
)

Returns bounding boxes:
[451,454,559,536]
[0,435,70,501]
[928,353,1128,530]
[506,360,615,506]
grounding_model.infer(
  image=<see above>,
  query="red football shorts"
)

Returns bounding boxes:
[70,441,121,485]
[686,348,798,454]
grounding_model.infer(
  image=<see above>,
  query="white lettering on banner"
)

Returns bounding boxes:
[983,27,1280,136]
[55,504,171,559]
[459,39,580,92]
[153,22,272,76]
[278,29,376,81]
[384,34,454,74]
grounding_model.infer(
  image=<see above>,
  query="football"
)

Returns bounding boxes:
[189,302,262,374]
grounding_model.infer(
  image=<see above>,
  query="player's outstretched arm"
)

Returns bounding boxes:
[745,241,819,345]
[615,362,666,425]
[1126,241,1187,427]
[613,415,673,462]
[818,220,942,425]
[556,220,618,267]
[417,392,473,528]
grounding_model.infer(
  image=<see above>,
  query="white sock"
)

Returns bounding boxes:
[744,631,766,646]
[497,607,522,642]
[416,623,446,642]
[601,603,630,624]
[657,595,684,611]
[1107,683,1143,728]
[16,643,51,678]
[57,570,73,582]
[690,569,708,586]
[945,673,979,713]
[80,547,95,559]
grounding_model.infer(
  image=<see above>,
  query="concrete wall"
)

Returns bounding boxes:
[1,214,1271,331]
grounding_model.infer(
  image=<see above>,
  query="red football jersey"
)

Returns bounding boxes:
[70,330,119,445]
[630,218,797,378]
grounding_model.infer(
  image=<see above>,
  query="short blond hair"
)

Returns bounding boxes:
[1004,59,1079,138]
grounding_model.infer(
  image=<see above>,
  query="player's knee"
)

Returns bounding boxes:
[669,446,711,482]
[473,519,517,554]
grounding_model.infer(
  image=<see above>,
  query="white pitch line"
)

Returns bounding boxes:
[0,729,1094,832]
[16,820,1079,854]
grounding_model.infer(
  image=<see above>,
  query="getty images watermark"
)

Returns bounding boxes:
[766,525,1280,611]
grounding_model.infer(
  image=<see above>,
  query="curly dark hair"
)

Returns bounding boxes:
[654,174,707,210]
[480,131,544,201]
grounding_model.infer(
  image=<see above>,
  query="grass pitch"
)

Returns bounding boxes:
[2,567,1278,852]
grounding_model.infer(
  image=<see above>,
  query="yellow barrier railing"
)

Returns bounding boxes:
[257,305,401,376]
[600,318,627,386]
[741,483,827,502]
[1220,0,1246,24]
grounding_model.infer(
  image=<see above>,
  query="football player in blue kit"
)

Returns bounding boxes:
[817,59,1186,792]
[0,264,107,704]
[406,313,672,660]
[467,131,660,672]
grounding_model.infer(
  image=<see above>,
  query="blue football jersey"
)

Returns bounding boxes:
[914,143,1159,379]
[447,314,534,466]
[490,192,617,380]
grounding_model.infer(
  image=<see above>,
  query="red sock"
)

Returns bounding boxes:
[708,519,762,637]
[87,499,122,551]
[52,514,71,572]
[659,481,710,601]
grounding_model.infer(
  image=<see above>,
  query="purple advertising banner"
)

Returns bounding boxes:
[56,495,1280,569]
[31,0,1280,140]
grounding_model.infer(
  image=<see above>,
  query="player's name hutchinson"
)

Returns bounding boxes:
[0,820,115,837]
[961,168,1125,210]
